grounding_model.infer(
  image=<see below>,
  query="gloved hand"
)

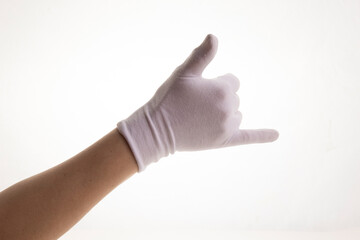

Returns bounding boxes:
[117,34,279,171]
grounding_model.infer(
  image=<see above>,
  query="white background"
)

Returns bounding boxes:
[1,0,360,239]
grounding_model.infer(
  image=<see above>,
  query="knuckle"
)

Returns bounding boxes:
[219,122,232,139]
[225,73,240,91]
[225,73,237,80]
[216,124,227,140]
[213,85,228,101]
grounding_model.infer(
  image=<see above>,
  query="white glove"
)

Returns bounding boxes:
[118,34,279,171]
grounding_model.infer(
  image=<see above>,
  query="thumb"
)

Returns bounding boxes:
[177,34,218,77]
[225,129,279,146]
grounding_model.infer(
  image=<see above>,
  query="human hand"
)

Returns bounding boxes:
[118,34,279,171]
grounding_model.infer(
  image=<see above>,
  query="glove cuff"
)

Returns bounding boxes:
[117,104,175,171]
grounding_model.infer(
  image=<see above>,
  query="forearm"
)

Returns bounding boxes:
[0,129,138,240]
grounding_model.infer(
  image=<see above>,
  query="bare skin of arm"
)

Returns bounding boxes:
[0,129,138,240]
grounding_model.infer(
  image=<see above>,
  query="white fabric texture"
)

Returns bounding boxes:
[117,34,279,171]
